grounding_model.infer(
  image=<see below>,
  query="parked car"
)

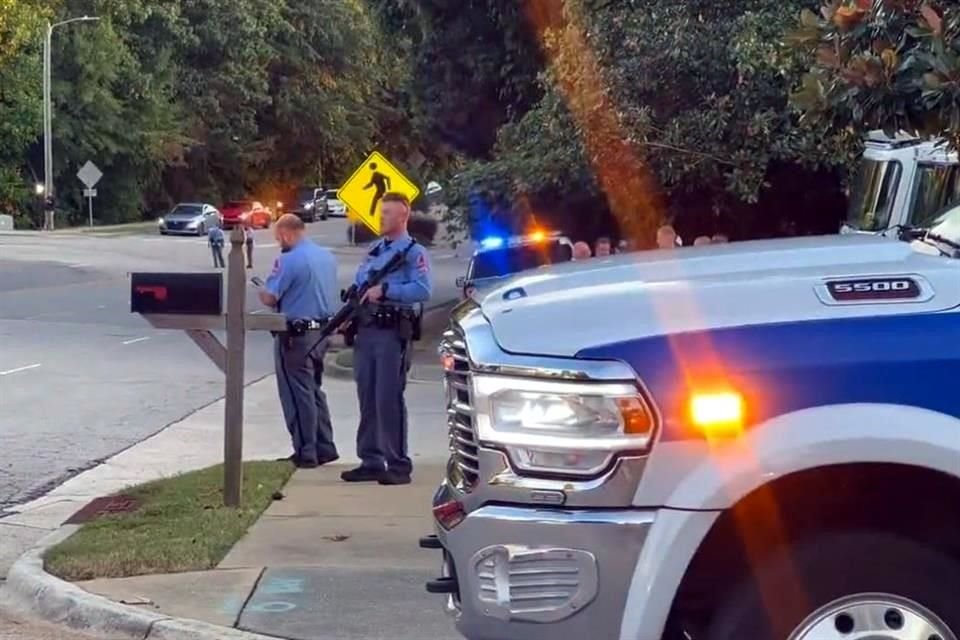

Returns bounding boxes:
[292,187,327,223]
[325,190,347,217]
[157,203,221,236]
[221,200,272,229]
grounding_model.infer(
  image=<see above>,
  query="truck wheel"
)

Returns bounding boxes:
[706,532,960,640]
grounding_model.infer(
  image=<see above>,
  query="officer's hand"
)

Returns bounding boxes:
[362,284,384,303]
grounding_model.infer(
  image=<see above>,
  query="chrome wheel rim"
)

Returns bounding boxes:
[789,593,955,640]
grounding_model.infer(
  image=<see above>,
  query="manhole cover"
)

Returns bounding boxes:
[65,495,140,524]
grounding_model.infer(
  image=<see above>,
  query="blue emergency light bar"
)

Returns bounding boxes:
[481,237,505,249]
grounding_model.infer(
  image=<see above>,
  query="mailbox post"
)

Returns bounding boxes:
[131,227,285,507]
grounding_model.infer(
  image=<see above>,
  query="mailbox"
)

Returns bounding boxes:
[130,272,223,315]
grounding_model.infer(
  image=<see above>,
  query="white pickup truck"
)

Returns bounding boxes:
[422,215,960,640]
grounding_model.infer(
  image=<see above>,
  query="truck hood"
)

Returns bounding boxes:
[478,235,960,358]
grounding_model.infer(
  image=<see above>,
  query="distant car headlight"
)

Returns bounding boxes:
[157,217,165,226]
[472,375,654,476]
[186,219,200,228]
[303,201,314,210]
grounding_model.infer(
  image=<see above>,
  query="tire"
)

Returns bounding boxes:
[706,532,960,640]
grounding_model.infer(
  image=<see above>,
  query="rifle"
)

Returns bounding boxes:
[309,238,417,349]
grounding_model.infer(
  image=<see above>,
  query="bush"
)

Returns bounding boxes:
[346,213,439,246]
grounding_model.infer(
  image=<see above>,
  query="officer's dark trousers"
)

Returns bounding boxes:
[275,333,337,464]
[211,245,225,268]
[353,327,412,474]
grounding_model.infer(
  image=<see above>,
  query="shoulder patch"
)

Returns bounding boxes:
[416,251,429,274]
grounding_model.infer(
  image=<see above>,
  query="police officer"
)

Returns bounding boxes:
[259,214,339,469]
[341,192,432,486]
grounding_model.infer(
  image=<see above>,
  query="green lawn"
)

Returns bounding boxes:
[45,461,293,581]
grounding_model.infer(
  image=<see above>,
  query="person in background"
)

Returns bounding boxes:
[244,225,255,269]
[595,236,613,257]
[712,233,730,244]
[693,235,712,246]
[208,224,226,268]
[573,241,592,260]
[656,225,679,249]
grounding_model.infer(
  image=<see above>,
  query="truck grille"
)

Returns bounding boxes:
[441,328,479,492]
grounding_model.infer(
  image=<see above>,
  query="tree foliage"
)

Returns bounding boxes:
[791,0,960,146]
[0,0,446,226]
[442,0,855,244]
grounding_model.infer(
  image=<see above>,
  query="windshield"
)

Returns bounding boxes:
[297,188,316,202]
[169,204,203,216]
[924,202,960,246]
[469,241,573,280]
[909,163,960,229]
[846,159,901,231]
[325,190,340,200]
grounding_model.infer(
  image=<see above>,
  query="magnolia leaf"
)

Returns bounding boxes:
[881,48,898,70]
[800,8,820,28]
[920,3,943,37]
[923,72,943,88]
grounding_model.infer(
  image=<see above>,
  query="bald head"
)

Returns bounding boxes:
[573,241,592,260]
[275,213,306,249]
[656,225,677,249]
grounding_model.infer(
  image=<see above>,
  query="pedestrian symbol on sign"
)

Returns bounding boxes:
[362,163,391,218]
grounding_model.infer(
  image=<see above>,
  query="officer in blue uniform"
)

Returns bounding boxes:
[341,192,432,485]
[259,214,340,469]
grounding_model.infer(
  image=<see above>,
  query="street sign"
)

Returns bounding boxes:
[338,151,420,235]
[77,161,103,189]
[83,188,97,198]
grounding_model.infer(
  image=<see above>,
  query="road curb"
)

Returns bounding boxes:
[1,527,274,640]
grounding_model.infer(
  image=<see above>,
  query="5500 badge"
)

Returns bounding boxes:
[825,277,923,302]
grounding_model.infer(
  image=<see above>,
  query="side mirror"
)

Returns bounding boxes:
[456,276,466,288]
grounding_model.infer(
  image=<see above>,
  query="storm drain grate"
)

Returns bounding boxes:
[64,495,140,524]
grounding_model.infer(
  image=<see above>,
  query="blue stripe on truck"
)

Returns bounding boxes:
[576,311,960,442]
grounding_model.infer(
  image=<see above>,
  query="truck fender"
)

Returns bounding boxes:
[618,403,960,640]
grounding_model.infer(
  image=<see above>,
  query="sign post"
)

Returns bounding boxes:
[338,151,421,236]
[77,161,103,228]
[131,237,285,508]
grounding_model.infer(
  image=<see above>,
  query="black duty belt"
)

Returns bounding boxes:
[286,318,330,335]
[360,306,416,329]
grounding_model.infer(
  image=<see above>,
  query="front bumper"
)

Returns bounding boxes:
[429,487,653,640]
[159,224,201,235]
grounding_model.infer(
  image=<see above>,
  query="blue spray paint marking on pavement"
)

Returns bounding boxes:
[246,574,307,614]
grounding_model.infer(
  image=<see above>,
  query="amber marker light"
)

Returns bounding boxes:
[689,390,745,439]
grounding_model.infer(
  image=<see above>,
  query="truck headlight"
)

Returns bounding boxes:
[473,375,654,476]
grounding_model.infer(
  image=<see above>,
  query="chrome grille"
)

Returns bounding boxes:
[441,328,479,491]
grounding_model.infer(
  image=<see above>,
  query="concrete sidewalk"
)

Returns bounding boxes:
[78,466,455,640]
[0,364,455,639]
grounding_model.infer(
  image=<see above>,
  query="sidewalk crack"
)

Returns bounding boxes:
[234,566,266,628]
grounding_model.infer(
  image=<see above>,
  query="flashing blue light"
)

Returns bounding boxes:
[481,236,505,249]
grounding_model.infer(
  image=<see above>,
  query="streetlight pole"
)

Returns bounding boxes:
[42,16,100,209]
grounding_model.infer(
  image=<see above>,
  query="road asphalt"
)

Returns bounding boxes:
[0,611,116,639]
[0,220,465,512]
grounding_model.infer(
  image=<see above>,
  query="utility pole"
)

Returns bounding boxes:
[42,16,100,207]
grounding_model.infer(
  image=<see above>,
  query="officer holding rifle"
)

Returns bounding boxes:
[340,192,432,486]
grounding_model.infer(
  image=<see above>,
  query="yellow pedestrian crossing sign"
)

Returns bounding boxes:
[338,151,420,235]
